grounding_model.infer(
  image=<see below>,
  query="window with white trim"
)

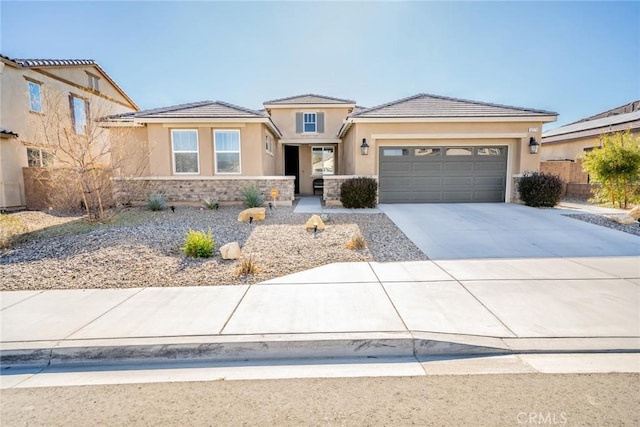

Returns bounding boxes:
[265,133,274,155]
[171,129,199,174]
[28,81,42,113]
[311,146,334,175]
[214,129,241,174]
[303,113,317,133]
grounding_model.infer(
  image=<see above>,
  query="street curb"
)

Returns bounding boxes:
[2,333,639,368]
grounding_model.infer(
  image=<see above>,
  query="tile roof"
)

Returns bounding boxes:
[351,93,557,118]
[12,58,97,67]
[130,100,265,119]
[264,94,356,105]
[0,128,18,138]
[1,53,138,110]
[542,110,640,140]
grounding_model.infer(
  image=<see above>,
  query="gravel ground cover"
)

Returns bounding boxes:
[0,205,427,291]
[563,213,640,236]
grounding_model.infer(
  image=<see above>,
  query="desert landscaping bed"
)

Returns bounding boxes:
[0,205,427,291]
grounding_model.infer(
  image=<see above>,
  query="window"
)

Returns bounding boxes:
[312,146,334,175]
[382,148,409,157]
[28,81,42,112]
[445,147,473,156]
[477,147,505,156]
[27,148,54,167]
[87,73,100,92]
[303,113,317,133]
[70,95,88,135]
[415,148,441,156]
[171,129,199,174]
[214,130,241,174]
[265,133,273,155]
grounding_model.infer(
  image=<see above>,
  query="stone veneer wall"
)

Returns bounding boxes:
[322,175,378,206]
[113,176,295,206]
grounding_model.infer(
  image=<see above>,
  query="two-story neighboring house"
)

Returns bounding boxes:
[0,55,138,209]
[109,93,556,206]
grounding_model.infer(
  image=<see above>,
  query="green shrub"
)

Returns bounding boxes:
[517,172,565,207]
[240,184,264,208]
[340,177,378,208]
[203,197,219,210]
[0,214,28,249]
[146,193,166,211]
[582,130,640,208]
[182,228,215,258]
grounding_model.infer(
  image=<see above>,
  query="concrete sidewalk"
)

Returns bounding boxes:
[1,257,639,368]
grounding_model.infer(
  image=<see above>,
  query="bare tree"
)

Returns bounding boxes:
[26,88,147,221]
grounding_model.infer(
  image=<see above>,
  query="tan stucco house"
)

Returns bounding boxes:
[0,55,138,209]
[540,100,640,196]
[110,93,557,205]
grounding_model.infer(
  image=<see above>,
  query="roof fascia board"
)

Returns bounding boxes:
[264,103,356,109]
[349,116,558,123]
[135,117,268,124]
[371,133,528,140]
[279,138,342,144]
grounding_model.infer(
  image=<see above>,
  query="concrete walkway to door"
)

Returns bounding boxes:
[378,203,640,259]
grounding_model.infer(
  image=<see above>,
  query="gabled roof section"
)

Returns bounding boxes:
[264,94,356,105]
[105,100,282,136]
[131,100,265,119]
[1,53,138,110]
[350,93,557,118]
[542,109,640,143]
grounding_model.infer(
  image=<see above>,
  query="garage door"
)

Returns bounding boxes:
[379,146,507,203]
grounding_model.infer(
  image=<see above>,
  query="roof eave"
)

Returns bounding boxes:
[263,102,356,109]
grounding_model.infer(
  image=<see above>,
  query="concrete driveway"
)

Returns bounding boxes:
[378,203,640,259]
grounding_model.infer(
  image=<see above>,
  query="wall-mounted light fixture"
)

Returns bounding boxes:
[528,137,540,154]
[360,138,369,155]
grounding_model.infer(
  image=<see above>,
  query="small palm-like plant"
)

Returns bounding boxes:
[240,185,264,208]
[203,197,219,210]
[146,193,166,211]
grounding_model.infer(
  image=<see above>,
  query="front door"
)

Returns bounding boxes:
[284,145,300,194]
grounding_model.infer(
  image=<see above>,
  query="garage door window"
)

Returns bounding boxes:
[445,147,473,156]
[477,147,505,156]
[415,148,441,156]
[382,148,409,156]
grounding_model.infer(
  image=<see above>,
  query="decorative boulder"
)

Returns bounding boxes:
[608,214,636,225]
[629,206,640,220]
[237,207,266,223]
[304,214,325,231]
[220,242,241,260]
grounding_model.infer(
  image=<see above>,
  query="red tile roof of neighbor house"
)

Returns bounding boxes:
[264,94,356,105]
[0,54,138,110]
[350,93,558,118]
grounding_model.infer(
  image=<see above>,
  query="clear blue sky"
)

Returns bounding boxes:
[2,1,639,129]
